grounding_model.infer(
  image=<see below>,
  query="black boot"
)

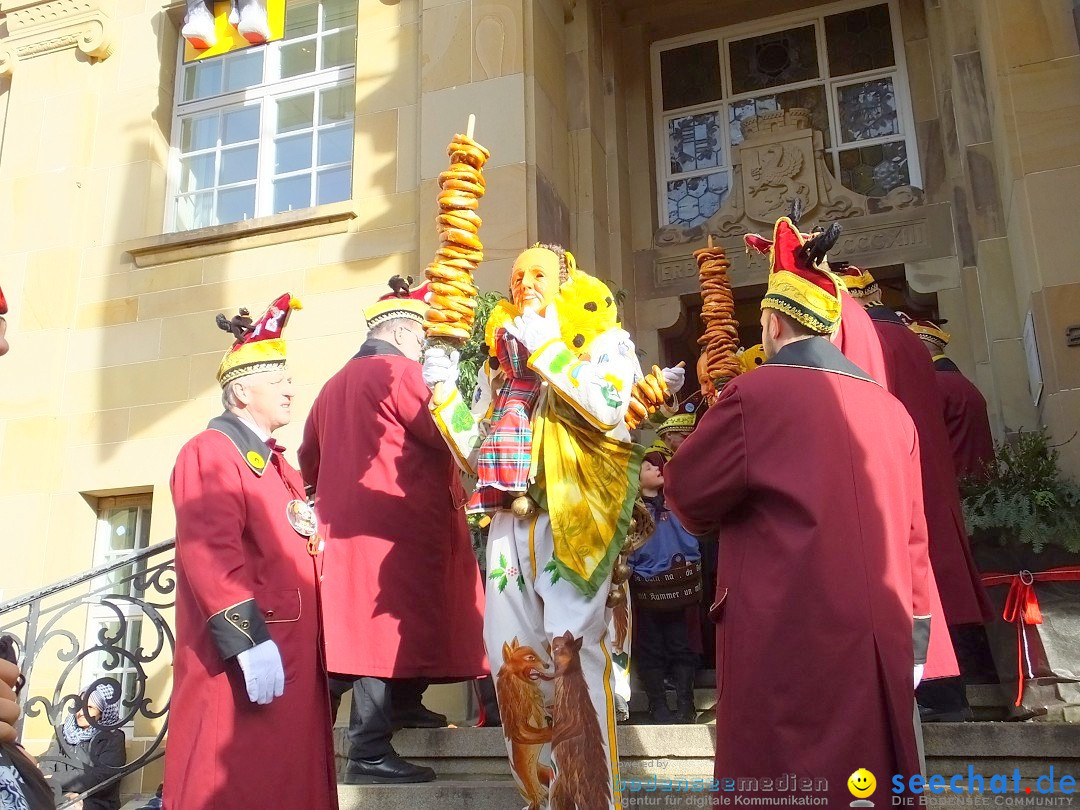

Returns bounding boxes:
[640,669,676,724]
[672,665,697,724]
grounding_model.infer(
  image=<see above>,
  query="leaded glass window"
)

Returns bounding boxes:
[652,0,918,229]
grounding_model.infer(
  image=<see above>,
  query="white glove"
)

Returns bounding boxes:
[662,366,686,395]
[504,303,561,355]
[422,348,460,391]
[237,640,284,705]
[913,664,925,689]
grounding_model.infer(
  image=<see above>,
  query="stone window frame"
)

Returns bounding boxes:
[650,0,922,230]
[163,0,357,235]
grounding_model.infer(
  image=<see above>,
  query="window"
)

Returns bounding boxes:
[167,0,357,232]
[652,0,918,229]
[83,495,153,712]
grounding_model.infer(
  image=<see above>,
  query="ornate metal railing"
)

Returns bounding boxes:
[0,540,176,808]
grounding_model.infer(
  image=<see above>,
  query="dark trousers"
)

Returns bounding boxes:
[634,606,698,674]
[329,677,428,760]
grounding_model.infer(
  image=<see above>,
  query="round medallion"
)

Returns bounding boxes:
[286,499,318,537]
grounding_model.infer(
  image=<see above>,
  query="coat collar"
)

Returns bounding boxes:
[353,338,404,360]
[934,356,961,373]
[764,336,877,384]
[866,305,904,325]
[207,411,272,476]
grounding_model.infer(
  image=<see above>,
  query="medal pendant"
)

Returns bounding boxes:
[286,498,318,537]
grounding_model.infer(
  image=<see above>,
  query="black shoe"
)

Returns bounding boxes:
[672,664,697,724]
[393,705,449,729]
[918,703,973,723]
[343,753,437,784]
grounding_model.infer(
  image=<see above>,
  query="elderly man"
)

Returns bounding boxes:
[166,293,337,810]
[298,278,487,785]
[666,219,929,808]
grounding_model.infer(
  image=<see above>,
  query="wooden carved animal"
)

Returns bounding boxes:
[549,631,610,810]
[388,274,415,297]
[496,638,554,810]
[215,307,253,341]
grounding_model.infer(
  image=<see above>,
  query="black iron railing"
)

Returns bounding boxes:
[0,540,176,808]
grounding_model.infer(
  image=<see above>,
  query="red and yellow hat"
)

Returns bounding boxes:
[216,292,301,386]
[830,261,879,300]
[656,396,699,436]
[901,313,951,349]
[0,284,7,315]
[364,275,430,328]
[744,217,844,334]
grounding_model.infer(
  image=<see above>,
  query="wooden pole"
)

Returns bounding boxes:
[466,114,476,139]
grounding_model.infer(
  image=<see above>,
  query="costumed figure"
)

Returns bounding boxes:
[165,293,338,810]
[904,316,995,481]
[830,263,993,721]
[422,244,681,810]
[666,217,930,807]
[182,0,270,51]
[298,277,487,785]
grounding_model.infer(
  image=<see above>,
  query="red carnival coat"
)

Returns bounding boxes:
[934,356,995,480]
[837,293,959,679]
[166,413,338,810]
[868,307,993,625]
[298,339,487,680]
[665,338,925,806]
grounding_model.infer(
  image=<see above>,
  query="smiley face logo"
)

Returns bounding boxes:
[847,769,876,799]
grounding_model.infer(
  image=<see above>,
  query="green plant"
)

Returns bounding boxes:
[961,428,1080,554]
[455,290,507,405]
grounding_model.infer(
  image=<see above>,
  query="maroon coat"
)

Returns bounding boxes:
[666,339,924,806]
[934,356,995,480]
[836,294,959,679]
[299,339,487,679]
[868,307,993,626]
[167,413,338,810]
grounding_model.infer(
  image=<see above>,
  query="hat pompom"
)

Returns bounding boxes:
[289,297,303,310]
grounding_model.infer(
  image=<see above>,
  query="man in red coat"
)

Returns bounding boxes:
[834,265,993,720]
[907,316,995,480]
[167,293,338,810]
[666,219,927,807]
[298,277,486,785]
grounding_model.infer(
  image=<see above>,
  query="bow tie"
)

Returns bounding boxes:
[265,438,284,453]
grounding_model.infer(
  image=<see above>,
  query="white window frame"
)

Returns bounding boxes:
[82,494,153,729]
[165,1,357,234]
[650,0,920,230]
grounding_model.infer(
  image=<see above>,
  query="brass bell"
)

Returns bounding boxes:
[611,562,632,585]
[606,586,627,608]
[511,495,536,519]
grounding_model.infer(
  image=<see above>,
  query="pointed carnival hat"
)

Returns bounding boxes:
[900,312,951,349]
[744,201,844,334]
[0,284,7,315]
[828,261,880,301]
[215,292,301,386]
[364,275,431,328]
[656,395,700,437]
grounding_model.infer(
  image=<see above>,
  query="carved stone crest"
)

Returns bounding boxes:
[0,0,117,76]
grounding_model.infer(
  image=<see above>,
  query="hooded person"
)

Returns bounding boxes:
[904,316,995,481]
[298,276,487,785]
[665,216,930,807]
[53,683,126,810]
[165,293,338,810]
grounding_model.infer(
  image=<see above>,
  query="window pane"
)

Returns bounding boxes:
[224,49,264,92]
[220,145,259,184]
[137,507,151,549]
[217,185,257,224]
[729,25,818,95]
[729,85,829,147]
[668,112,721,175]
[322,0,356,30]
[321,28,356,70]
[659,41,722,111]
[175,193,213,231]
[181,113,217,153]
[317,166,351,205]
[106,508,139,551]
[320,83,354,124]
[182,60,223,101]
[278,93,315,133]
[318,125,352,166]
[666,171,729,228]
[837,77,898,142]
[179,153,215,192]
[284,0,318,38]
[838,141,909,196]
[825,4,895,77]
[223,106,260,145]
[276,133,313,173]
[274,174,312,213]
[280,40,317,79]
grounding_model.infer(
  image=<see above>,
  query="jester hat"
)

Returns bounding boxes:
[215,292,301,386]
[829,261,880,301]
[364,275,431,328]
[902,313,951,350]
